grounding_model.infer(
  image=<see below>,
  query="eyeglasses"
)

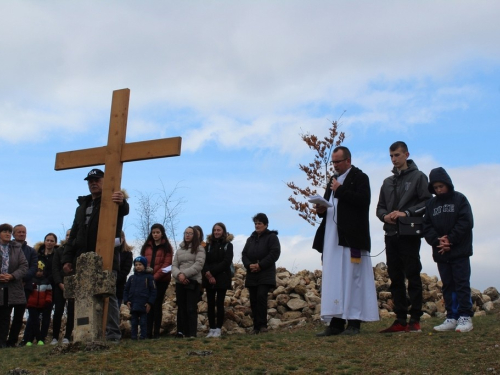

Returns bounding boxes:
[330,158,346,165]
[184,232,194,236]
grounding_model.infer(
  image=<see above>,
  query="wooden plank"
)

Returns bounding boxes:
[95,88,129,272]
[121,137,182,161]
[54,147,106,170]
[55,137,182,170]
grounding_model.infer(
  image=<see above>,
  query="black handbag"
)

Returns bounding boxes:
[397,216,424,236]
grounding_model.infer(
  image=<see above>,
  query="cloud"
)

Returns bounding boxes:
[1,1,499,143]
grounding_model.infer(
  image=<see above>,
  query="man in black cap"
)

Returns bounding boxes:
[62,168,129,342]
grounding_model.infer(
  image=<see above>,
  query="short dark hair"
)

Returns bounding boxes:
[0,223,13,233]
[252,213,269,226]
[390,141,408,153]
[333,146,351,160]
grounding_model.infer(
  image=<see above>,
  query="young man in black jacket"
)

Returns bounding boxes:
[423,167,474,332]
[377,141,431,333]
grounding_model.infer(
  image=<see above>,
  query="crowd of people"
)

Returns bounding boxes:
[0,143,475,346]
[0,168,281,346]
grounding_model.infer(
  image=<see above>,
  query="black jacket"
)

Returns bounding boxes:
[313,166,371,252]
[202,234,234,290]
[62,194,129,271]
[38,245,56,287]
[242,229,280,287]
[116,250,133,300]
[123,271,157,313]
[20,242,38,292]
[423,167,474,262]
[377,160,432,235]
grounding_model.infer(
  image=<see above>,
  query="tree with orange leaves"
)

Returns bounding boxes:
[286,120,345,226]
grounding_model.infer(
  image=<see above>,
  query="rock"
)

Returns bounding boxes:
[282,311,303,320]
[378,291,392,301]
[484,287,500,301]
[272,286,286,297]
[287,299,308,311]
[482,301,495,313]
[422,302,437,315]
[116,261,496,337]
[294,285,308,296]
[276,294,290,306]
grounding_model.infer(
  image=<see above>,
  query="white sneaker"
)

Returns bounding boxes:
[62,338,70,344]
[433,318,457,332]
[206,329,215,338]
[212,328,221,338]
[455,316,473,332]
[50,339,58,345]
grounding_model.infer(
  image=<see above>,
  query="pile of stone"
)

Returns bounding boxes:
[119,262,500,336]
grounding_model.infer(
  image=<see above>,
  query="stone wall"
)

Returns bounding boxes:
[119,263,500,336]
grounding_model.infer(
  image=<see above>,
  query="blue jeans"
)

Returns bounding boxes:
[130,311,148,339]
[437,257,473,318]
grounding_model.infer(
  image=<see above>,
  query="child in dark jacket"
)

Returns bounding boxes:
[123,256,157,340]
[25,261,53,346]
[423,167,474,333]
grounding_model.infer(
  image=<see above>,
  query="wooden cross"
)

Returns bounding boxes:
[55,88,182,272]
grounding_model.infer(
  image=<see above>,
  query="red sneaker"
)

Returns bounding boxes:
[379,320,408,333]
[408,321,421,333]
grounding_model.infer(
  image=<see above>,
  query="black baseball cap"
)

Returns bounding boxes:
[84,168,104,180]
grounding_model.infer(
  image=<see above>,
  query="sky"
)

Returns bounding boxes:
[1,1,499,291]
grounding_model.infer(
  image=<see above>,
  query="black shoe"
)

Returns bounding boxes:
[316,326,344,337]
[18,341,27,347]
[340,326,360,336]
[250,329,260,335]
[175,332,184,338]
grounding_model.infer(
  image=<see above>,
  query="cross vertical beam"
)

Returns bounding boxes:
[97,88,129,272]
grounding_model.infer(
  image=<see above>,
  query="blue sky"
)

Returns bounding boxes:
[1,1,499,291]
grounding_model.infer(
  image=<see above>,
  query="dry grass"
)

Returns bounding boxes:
[2,314,500,375]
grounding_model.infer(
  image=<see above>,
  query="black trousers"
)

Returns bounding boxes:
[385,235,423,322]
[148,281,168,338]
[248,285,271,330]
[206,288,227,329]
[0,288,10,347]
[175,282,200,337]
[52,286,75,341]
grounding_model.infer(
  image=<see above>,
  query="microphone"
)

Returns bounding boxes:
[332,172,340,180]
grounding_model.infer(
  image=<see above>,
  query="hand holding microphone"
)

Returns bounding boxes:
[330,172,341,192]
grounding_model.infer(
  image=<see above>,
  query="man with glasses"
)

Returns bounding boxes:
[313,146,379,336]
[376,141,431,333]
[62,168,129,342]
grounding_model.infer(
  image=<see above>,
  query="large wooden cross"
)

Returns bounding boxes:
[55,88,181,272]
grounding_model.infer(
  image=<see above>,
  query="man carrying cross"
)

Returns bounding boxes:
[62,168,129,342]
